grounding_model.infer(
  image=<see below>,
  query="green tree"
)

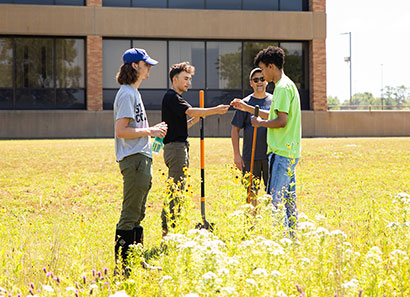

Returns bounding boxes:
[383,85,409,108]
[327,95,340,110]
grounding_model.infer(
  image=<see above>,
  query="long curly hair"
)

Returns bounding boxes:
[116,63,138,85]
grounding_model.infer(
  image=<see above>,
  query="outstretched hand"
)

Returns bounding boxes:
[216,104,230,114]
[230,98,247,112]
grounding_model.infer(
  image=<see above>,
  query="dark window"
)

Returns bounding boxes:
[15,38,54,88]
[139,89,167,110]
[0,38,13,88]
[206,90,243,107]
[168,0,204,9]
[103,89,117,110]
[102,0,130,7]
[132,0,166,8]
[0,89,13,109]
[280,0,304,11]
[55,0,85,5]
[14,0,54,4]
[103,39,310,110]
[56,39,84,88]
[206,0,241,10]
[243,41,279,89]
[56,89,85,109]
[207,42,241,89]
[243,0,278,10]
[102,39,131,89]
[1,37,85,110]
[169,41,205,89]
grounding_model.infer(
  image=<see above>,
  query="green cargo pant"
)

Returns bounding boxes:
[161,141,189,231]
[117,153,152,230]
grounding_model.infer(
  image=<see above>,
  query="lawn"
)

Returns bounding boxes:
[0,137,409,296]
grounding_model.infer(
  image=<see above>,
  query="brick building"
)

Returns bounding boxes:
[0,0,331,138]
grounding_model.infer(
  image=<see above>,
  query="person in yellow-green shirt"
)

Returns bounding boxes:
[230,46,301,238]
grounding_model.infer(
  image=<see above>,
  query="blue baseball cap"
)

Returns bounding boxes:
[122,48,158,65]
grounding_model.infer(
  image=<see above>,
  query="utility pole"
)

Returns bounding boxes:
[381,64,384,110]
[342,32,352,106]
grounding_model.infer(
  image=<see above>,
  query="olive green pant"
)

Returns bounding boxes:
[117,153,152,230]
[161,142,189,230]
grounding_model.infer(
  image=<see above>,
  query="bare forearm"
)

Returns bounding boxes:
[240,103,269,120]
[231,127,241,156]
[186,107,219,118]
[257,118,286,129]
[116,127,151,139]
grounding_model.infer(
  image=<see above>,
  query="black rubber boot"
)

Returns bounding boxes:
[114,227,144,277]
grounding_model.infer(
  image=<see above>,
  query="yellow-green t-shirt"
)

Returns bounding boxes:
[267,75,301,158]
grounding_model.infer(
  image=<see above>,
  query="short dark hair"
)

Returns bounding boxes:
[169,62,195,82]
[254,46,285,70]
[116,63,138,85]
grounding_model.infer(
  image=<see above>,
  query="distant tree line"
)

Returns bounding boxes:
[328,85,410,110]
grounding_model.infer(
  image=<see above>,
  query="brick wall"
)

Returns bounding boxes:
[308,0,327,111]
[309,39,327,111]
[309,0,326,12]
[86,0,102,6]
[86,36,103,111]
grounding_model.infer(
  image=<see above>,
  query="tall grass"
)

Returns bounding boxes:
[0,138,409,296]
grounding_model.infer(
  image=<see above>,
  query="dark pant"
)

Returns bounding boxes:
[161,141,189,231]
[117,153,152,230]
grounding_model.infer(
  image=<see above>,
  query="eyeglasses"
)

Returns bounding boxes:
[252,77,265,83]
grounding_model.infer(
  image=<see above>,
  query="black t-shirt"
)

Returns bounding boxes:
[231,93,273,161]
[162,89,192,144]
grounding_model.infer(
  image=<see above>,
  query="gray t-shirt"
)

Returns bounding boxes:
[231,93,272,161]
[113,85,152,162]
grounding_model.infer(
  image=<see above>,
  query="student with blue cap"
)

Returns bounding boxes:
[113,48,167,275]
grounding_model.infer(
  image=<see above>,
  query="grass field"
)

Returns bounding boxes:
[1,137,410,296]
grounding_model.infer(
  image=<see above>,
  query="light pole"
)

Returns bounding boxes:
[341,32,352,105]
[381,64,384,110]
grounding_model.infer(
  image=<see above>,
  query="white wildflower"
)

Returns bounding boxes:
[315,227,329,235]
[403,222,410,227]
[298,212,308,220]
[330,229,347,238]
[390,249,407,257]
[271,270,281,278]
[300,257,310,264]
[315,214,327,221]
[90,284,98,289]
[298,221,315,230]
[66,287,76,291]
[202,271,217,280]
[341,278,359,289]
[280,238,293,245]
[180,240,197,249]
[230,210,244,217]
[159,275,172,285]
[225,256,239,266]
[387,222,398,228]
[109,291,130,297]
[370,246,382,254]
[42,285,53,293]
[218,268,229,275]
[239,239,255,248]
[276,290,288,297]
[221,287,236,294]
[246,278,257,286]
[345,249,353,255]
[252,268,268,277]
[396,192,410,199]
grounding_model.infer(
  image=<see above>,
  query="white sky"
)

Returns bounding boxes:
[326,0,410,101]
